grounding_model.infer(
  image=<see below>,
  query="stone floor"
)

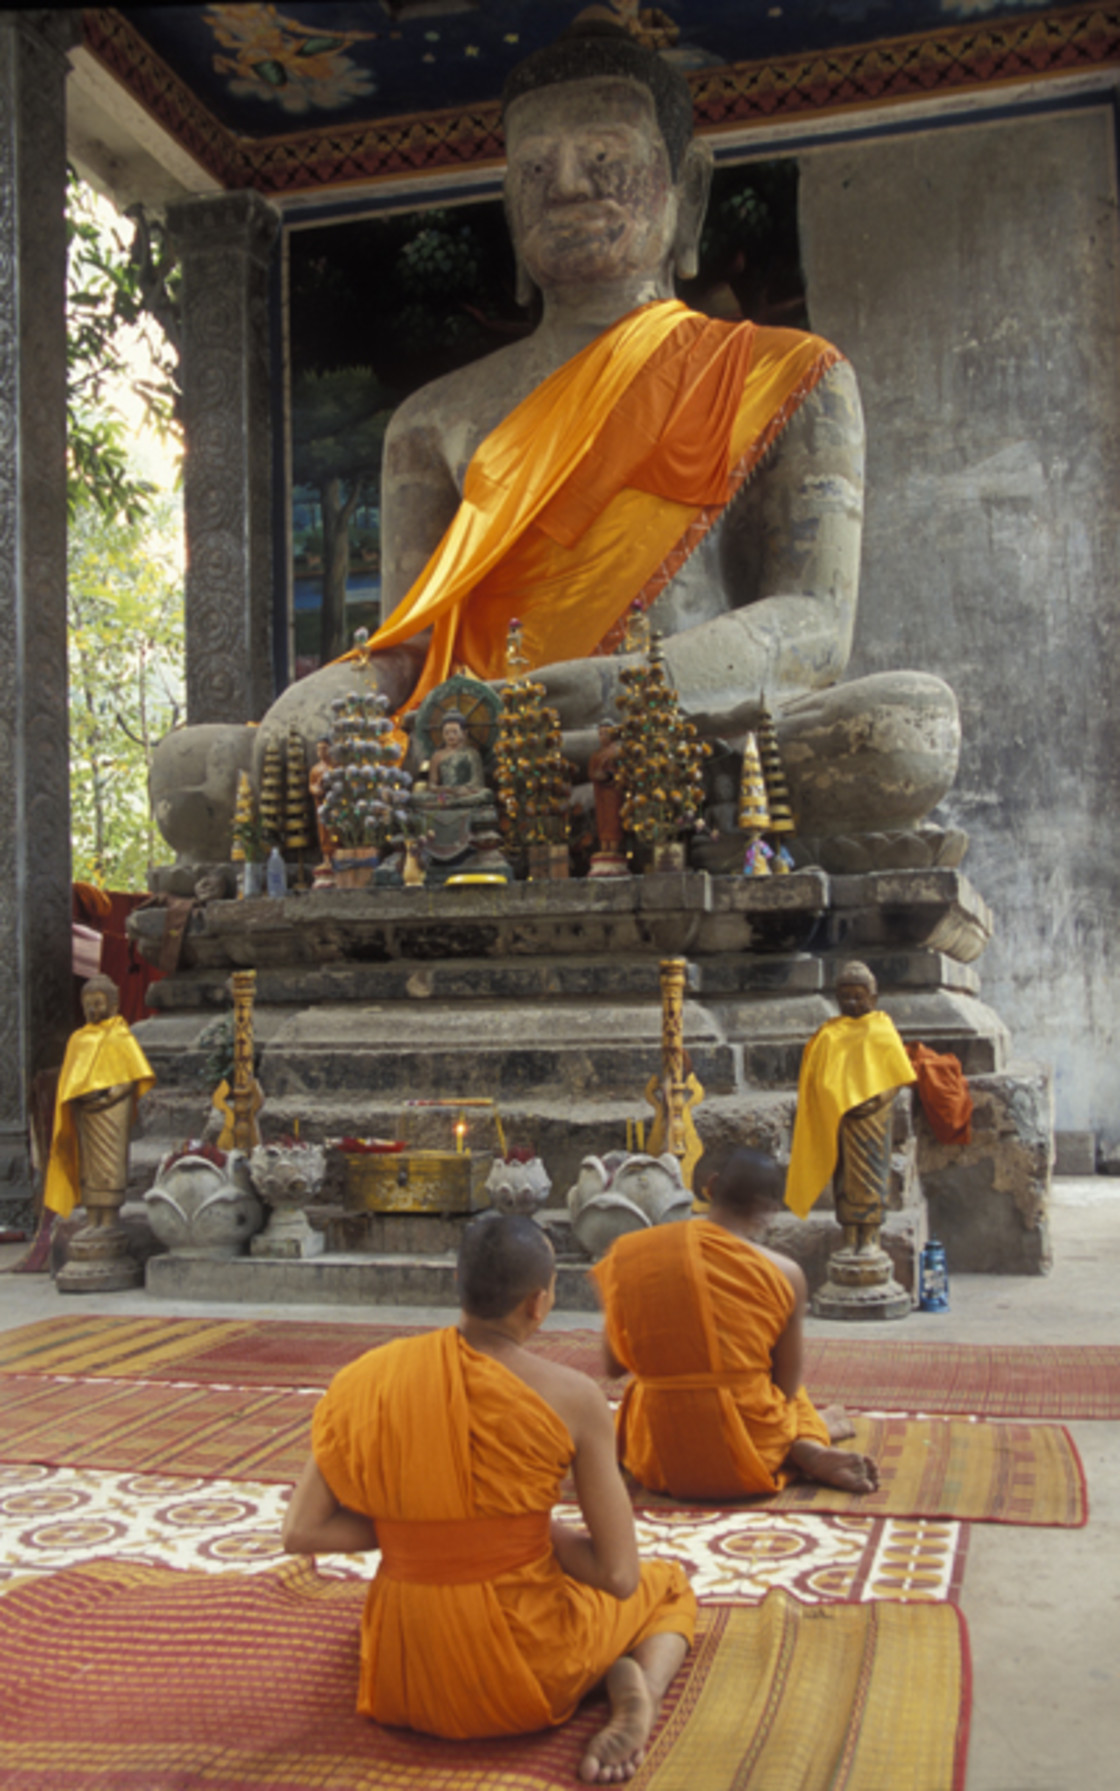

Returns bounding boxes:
[2,1178,1117,1790]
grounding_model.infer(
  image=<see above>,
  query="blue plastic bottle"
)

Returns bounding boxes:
[266,846,287,898]
[919,1238,950,1311]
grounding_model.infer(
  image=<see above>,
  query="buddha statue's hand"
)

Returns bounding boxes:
[532,652,640,730]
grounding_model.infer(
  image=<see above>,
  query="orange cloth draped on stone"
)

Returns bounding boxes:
[784,1011,917,1221]
[43,1017,155,1218]
[311,1326,695,1740]
[906,1041,973,1145]
[353,301,841,709]
[591,1221,830,1500]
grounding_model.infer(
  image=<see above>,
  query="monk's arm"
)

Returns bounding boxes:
[282,1457,378,1555]
[552,1382,640,1600]
[770,1259,810,1402]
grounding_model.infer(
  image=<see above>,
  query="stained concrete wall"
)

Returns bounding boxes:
[799,105,1120,1139]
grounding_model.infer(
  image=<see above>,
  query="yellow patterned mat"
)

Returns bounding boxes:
[0,1559,969,1791]
[4,1313,1118,1417]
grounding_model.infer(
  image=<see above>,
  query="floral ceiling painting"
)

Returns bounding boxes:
[106,2,1075,138]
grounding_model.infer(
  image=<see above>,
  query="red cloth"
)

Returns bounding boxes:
[906,1043,973,1145]
[71,889,161,1025]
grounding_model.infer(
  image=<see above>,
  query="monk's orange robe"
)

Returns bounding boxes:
[592,1220,830,1500]
[785,1011,917,1219]
[311,1326,695,1740]
[350,301,841,709]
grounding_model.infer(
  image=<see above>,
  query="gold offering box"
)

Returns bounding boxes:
[340,1100,504,1215]
[342,1147,491,1215]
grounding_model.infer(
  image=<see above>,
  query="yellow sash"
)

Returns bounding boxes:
[784,1012,917,1220]
[44,1017,155,1218]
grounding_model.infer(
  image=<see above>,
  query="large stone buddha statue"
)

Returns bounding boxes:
[150,19,958,872]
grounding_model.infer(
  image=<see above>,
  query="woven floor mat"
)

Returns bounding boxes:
[2,1314,1116,1418]
[0,1370,1085,1524]
[0,1558,970,1791]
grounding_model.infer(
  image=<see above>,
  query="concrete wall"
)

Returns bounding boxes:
[799,105,1120,1138]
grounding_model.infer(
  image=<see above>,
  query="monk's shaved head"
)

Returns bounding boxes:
[458,1212,556,1319]
[701,1147,785,1217]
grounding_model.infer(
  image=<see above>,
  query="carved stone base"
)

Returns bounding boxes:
[250,1203,324,1259]
[811,1244,911,1321]
[56,1215,143,1293]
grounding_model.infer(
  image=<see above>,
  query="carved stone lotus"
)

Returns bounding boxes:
[566,1151,692,1261]
[485,1155,552,1217]
[248,1140,327,1258]
[145,1151,263,1259]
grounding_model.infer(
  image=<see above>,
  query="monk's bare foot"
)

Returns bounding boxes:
[821,1404,856,1442]
[791,1439,880,1494]
[579,1657,654,1783]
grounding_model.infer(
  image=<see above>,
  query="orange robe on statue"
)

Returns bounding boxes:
[311,1326,695,1739]
[592,1221,830,1500]
[352,301,841,708]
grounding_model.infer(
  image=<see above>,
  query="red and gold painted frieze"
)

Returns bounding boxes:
[82,6,1120,201]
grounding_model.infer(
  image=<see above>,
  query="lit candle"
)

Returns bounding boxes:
[455,1119,467,1154]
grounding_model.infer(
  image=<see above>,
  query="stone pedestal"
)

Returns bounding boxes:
[250,1202,324,1259]
[0,14,79,1228]
[127,867,1051,1306]
[811,1244,911,1321]
[57,1216,144,1293]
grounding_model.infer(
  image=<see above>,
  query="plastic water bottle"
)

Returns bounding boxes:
[919,1238,950,1311]
[266,845,287,899]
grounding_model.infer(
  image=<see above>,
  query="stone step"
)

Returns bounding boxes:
[148,949,834,1011]
[141,1199,926,1312]
[145,1249,601,1313]
[827,868,993,964]
[131,870,832,978]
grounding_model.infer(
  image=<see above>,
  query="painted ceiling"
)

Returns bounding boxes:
[82,3,1120,197]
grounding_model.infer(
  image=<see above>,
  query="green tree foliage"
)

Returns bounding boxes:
[68,497,184,889]
[64,171,185,890]
[66,168,181,525]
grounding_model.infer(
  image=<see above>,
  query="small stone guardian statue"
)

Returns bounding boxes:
[45,974,156,1292]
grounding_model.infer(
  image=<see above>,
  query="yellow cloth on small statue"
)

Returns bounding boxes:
[784,1012,916,1220]
[353,300,840,708]
[43,1017,155,1218]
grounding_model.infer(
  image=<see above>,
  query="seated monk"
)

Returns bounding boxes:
[592,1147,879,1501]
[150,19,958,868]
[282,1211,696,1784]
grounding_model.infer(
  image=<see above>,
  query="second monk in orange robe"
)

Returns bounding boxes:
[283,1212,695,1785]
[593,1149,879,1502]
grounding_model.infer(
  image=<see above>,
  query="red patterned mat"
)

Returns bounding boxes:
[1,1315,1117,1418]
[0,1373,1085,1525]
[0,1558,970,1791]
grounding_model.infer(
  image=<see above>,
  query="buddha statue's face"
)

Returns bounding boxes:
[442,719,465,749]
[504,78,677,293]
[81,981,118,1026]
[836,979,876,1018]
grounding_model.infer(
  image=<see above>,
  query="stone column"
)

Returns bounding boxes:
[0,11,79,1224]
[167,191,280,725]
